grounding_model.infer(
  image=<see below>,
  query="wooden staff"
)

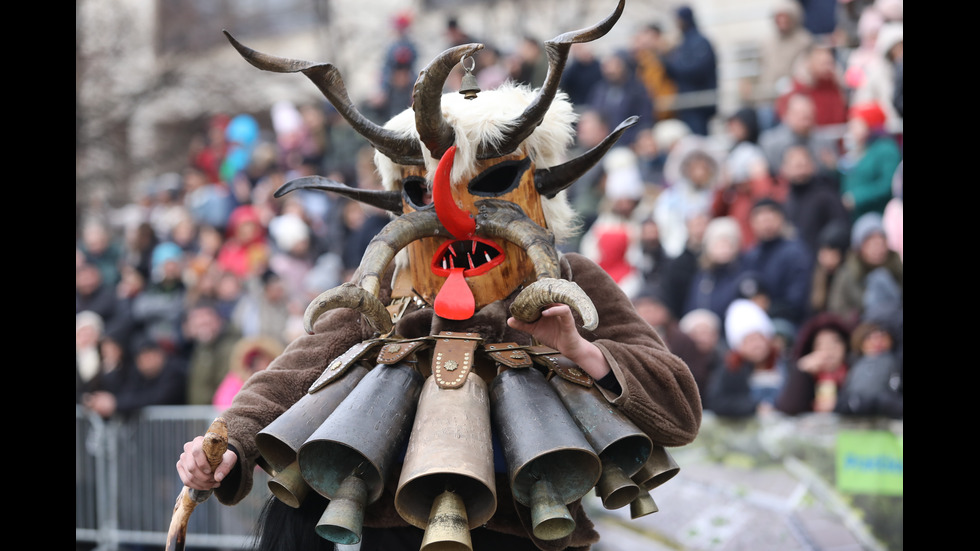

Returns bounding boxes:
[166,417,229,551]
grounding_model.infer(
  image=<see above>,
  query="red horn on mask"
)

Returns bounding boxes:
[433,145,475,239]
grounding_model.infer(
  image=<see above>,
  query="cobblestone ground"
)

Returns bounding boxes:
[585,413,901,551]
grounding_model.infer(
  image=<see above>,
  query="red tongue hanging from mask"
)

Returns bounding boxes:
[432,145,476,320]
[434,267,475,320]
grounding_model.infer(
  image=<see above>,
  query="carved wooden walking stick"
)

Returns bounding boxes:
[166,417,229,551]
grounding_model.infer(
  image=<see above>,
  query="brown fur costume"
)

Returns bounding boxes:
[215,253,701,550]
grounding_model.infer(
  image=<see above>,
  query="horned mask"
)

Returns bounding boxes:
[224,0,636,336]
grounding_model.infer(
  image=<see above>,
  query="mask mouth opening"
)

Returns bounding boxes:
[431,237,505,277]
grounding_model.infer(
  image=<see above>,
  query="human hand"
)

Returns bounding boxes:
[176,435,238,491]
[82,391,117,419]
[797,350,831,374]
[507,304,610,380]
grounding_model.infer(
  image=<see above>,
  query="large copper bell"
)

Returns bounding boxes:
[549,376,653,510]
[256,364,370,508]
[490,368,602,541]
[297,362,424,545]
[395,375,497,551]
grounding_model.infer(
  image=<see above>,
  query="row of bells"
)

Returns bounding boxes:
[255,359,680,551]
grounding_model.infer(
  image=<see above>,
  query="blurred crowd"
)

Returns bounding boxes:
[77,1,903,423]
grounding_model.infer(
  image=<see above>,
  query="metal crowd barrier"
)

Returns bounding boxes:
[76,405,273,551]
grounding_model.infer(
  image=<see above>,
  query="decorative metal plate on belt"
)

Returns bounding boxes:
[308,338,384,393]
[432,332,481,389]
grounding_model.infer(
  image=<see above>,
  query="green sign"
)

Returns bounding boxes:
[836,430,903,496]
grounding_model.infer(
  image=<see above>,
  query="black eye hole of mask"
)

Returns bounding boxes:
[467,158,531,197]
[402,176,433,210]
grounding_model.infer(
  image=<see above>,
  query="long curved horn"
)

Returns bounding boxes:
[223,31,424,166]
[473,200,562,281]
[305,209,451,331]
[276,176,404,215]
[413,43,484,160]
[304,282,394,335]
[535,116,638,198]
[510,278,598,331]
[477,0,626,160]
[305,201,591,331]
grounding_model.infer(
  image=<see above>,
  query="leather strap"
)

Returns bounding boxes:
[377,338,432,365]
[484,342,533,369]
[549,354,594,387]
[432,331,482,389]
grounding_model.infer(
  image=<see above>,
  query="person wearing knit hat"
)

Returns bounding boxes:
[840,99,902,224]
[850,211,885,251]
[827,211,903,325]
[151,241,185,284]
[703,298,782,417]
[724,298,775,352]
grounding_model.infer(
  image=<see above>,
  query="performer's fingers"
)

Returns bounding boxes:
[187,435,214,474]
[539,304,570,317]
[213,450,238,483]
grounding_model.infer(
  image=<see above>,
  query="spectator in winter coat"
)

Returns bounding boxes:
[588,50,655,146]
[653,145,720,258]
[759,92,840,180]
[754,0,814,110]
[834,317,902,419]
[774,43,849,128]
[827,212,902,325]
[662,5,718,135]
[183,302,242,406]
[712,107,783,251]
[775,313,852,415]
[83,336,188,419]
[740,198,814,331]
[809,220,851,315]
[780,144,850,258]
[706,299,783,417]
[678,308,727,408]
[839,101,902,223]
[682,216,745,322]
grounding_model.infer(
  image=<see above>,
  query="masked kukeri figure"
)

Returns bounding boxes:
[175,2,701,550]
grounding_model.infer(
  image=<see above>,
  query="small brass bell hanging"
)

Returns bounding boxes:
[459,55,480,100]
